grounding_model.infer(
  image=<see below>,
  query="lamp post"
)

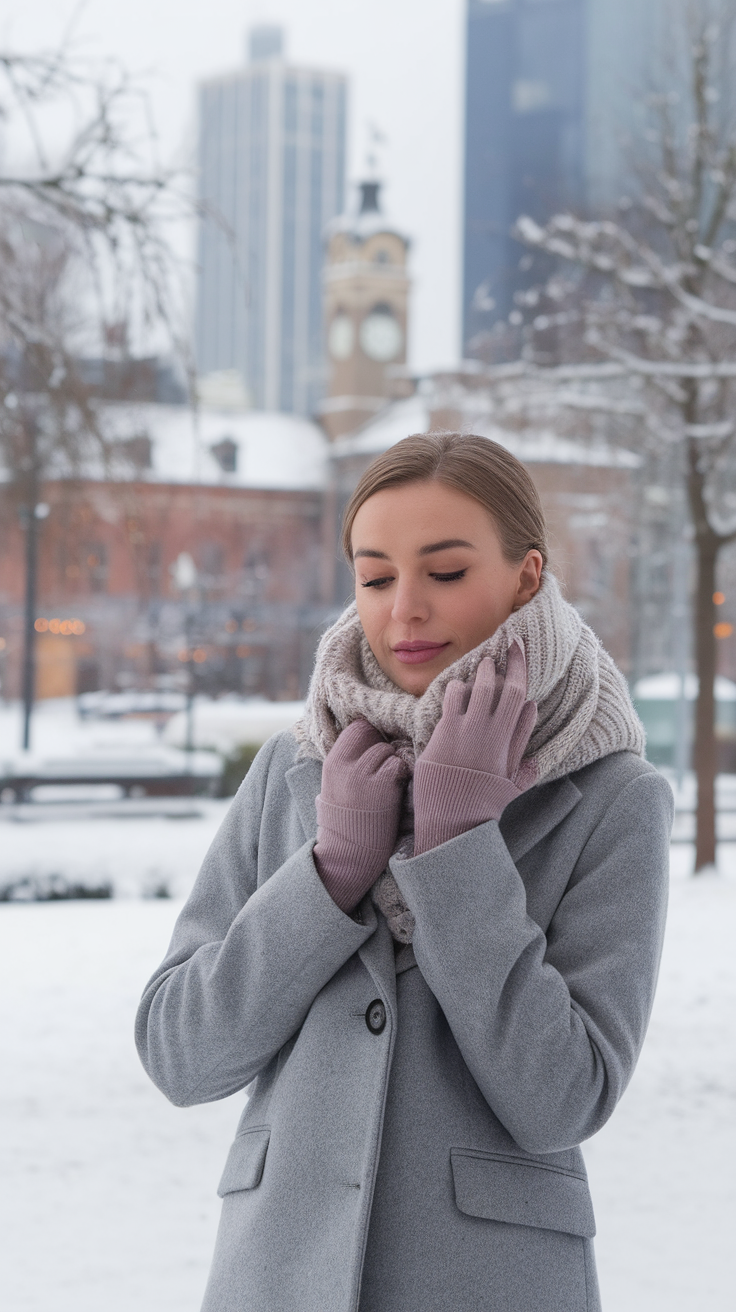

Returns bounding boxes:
[170,552,199,754]
[19,499,50,751]
[16,404,50,752]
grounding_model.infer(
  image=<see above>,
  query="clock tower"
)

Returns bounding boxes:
[319,180,410,441]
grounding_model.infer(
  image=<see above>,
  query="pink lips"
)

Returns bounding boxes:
[392,641,450,666]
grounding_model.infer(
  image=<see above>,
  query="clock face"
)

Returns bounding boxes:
[359,310,403,362]
[328,313,355,361]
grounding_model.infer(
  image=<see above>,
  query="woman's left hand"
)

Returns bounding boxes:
[413,640,537,855]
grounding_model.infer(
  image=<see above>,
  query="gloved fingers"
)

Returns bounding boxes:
[492,640,527,727]
[505,639,528,694]
[323,732,400,804]
[442,678,472,717]
[514,755,538,792]
[507,699,538,778]
[464,656,497,725]
[357,739,405,777]
[330,717,385,764]
[373,748,411,785]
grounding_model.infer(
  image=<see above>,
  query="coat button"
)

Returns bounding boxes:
[365,999,386,1034]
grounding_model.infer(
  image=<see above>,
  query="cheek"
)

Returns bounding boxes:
[354,588,387,642]
[451,576,516,637]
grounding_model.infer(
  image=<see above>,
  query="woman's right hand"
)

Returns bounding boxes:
[314,718,408,913]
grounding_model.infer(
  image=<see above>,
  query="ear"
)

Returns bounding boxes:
[514,551,543,608]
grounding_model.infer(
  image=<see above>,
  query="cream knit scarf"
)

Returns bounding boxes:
[295,572,645,942]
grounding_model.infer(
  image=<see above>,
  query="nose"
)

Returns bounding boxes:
[391,575,429,626]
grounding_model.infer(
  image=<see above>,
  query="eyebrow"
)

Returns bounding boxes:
[417,538,477,557]
[352,538,477,561]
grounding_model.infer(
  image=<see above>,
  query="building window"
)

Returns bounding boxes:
[512,80,552,115]
[242,545,270,596]
[84,544,108,593]
[211,437,238,472]
[199,542,225,581]
[148,541,163,595]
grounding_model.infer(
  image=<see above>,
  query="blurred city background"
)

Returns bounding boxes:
[0,3,734,1311]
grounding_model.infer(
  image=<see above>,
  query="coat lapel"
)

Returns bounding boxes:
[285,759,322,840]
[500,776,582,864]
[357,902,398,1016]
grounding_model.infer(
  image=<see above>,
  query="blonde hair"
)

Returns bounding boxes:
[342,432,549,567]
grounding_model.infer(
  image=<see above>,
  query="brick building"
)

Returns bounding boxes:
[0,406,333,703]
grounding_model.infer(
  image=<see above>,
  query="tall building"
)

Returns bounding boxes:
[463,0,663,353]
[196,27,347,416]
[320,180,411,441]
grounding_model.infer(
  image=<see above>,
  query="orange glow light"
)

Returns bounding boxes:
[236,644,252,658]
[0,637,6,651]
[192,648,207,664]
[714,622,734,639]
[36,617,85,635]
[714,592,726,605]
[225,619,238,633]
[177,649,189,663]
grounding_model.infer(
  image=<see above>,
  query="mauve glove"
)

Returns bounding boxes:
[314,718,409,913]
[413,640,538,855]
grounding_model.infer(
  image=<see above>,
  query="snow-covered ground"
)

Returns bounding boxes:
[0,694,304,767]
[0,797,229,899]
[587,848,736,1310]
[1,702,734,1311]
[0,696,232,898]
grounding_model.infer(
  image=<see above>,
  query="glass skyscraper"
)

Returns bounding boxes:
[463,0,662,353]
[196,28,347,415]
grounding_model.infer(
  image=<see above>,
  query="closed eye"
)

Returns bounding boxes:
[430,569,467,582]
[361,575,394,589]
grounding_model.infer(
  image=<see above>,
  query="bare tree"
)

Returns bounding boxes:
[511,0,736,871]
[0,40,190,747]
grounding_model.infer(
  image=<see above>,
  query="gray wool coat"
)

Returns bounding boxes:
[135,730,673,1312]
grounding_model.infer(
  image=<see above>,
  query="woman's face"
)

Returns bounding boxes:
[352,480,543,695]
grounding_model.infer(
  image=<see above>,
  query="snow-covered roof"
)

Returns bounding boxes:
[328,209,406,243]
[332,395,641,469]
[101,404,329,491]
[332,395,430,457]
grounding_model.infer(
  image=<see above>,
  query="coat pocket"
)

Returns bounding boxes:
[217,1126,271,1198]
[451,1149,596,1238]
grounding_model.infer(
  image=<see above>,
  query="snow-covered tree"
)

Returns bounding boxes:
[511,0,736,872]
[0,42,188,747]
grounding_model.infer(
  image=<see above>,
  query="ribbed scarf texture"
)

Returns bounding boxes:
[295,572,645,942]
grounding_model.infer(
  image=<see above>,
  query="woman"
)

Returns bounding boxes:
[136,432,672,1312]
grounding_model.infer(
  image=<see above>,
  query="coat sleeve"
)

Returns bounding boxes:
[390,768,673,1155]
[135,736,374,1108]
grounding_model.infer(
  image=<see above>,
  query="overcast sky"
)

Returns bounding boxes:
[5,0,466,371]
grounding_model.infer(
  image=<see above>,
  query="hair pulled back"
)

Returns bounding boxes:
[342,431,549,569]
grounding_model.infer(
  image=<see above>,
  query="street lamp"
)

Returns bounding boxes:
[170,552,199,753]
[19,498,50,751]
